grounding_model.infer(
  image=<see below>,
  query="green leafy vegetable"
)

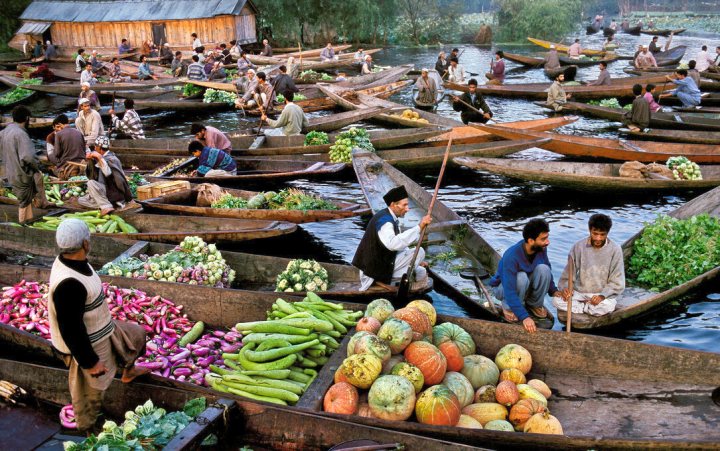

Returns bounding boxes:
[328,127,374,163]
[211,189,338,211]
[203,88,237,104]
[182,83,203,97]
[304,131,329,146]
[588,98,622,109]
[0,78,42,106]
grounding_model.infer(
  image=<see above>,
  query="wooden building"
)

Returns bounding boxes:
[10,0,257,55]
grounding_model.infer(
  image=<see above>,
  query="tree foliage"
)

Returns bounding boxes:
[494,0,584,42]
[0,0,32,52]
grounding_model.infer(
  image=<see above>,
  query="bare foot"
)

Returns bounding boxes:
[100,208,115,216]
[121,365,150,383]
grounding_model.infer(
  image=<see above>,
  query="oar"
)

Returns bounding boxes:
[396,139,453,303]
[566,256,574,335]
[256,82,277,137]
[449,94,498,123]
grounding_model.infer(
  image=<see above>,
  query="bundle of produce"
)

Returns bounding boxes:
[100,236,236,288]
[203,88,237,104]
[27,211,138,234]
[211,189,338,212]
[182,83,203,97]
[275,259,329,292]
[393,109,430,124]
[329,127,374,163]
[150,157,193,176]
[208,293,362,405]
[587,98,631,110]
[667,156,702,180]
[1,186,17,200]
[304,130,329,146]
[276,93,306,103]
[324,299,563,435]
[43,175,89,206]
[629,213,720,290]
[299,70,333,81]
[127,173,149,198]
[64,398,208,450]
[0,78,41,106]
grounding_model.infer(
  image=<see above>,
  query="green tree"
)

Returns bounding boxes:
[494,0,583,42]
[0,0,32,52]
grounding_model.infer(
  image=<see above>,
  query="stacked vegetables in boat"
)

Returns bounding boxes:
[275,258,329,293]
[211,189,338,211]
[28,211,138,234]
[324,299,564,434]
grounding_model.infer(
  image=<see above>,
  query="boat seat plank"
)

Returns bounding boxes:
[248,136,266,150]
[0,403,61,450]
[164,398,236,450]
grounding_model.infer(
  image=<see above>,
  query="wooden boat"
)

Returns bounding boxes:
[0,115,51,130]
[412,69,445,110]
[702,71,720,81]
[306,106,393,132]
[503,52,544,68]
[619,127,720,144]
[603,27,616,37]
[139,186,370,223]
[132,92,233,112]
[0,74,179,97]
[0,360,474,451]
[527,37,606,56]
[0,84,37,111]
[544,65,577,81]
[674,105,720,114]
[558,54,618,66]
[641,28,686,36]
[277,44,352,59]
[534,101,720,131]
[586,23,601,35]
[559,186,720,329]
[475,124,720,163]
[2,205,297,244]
[622,24,642,35]
[654,45,687,67]
[453,157,720,191]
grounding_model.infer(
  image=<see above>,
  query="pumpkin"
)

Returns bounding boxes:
[365,298,395,323]
[495,344,533,375]
[473,385,496,403]
[340,354,382,389]
[432,322,476,356]
[442,372,475,408]
[347,331,373,357]
[392,307,432,341]
[407,299,437,325]
[415,385,462,426]
[323,382,359,415]
[357,402,374,418]
[461,354,499,389]
[377,319,414,354]
[367,375,416,421]
[461,403,508,426]
[499,368,526,385]
[382,354,405,375]
[524,411,564,435]
[484,420,515,432]
[353,334,392,364]
[509,399,547,431]
[495,380,519,407]
[456,414,483,429]
[356,316,382,334]
[334,365,349,384]
[438,341,464,372]
[404,341,447,385]
[517,384,548,406]
[391,362,424,394]
[527,379,552,399]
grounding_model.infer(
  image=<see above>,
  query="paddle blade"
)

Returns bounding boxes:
[396,273,410,304]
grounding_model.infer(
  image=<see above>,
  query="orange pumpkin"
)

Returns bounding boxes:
[508,398,547,431]
[392,307,432,341]
[438,341,464,372]
[404,341,447,385]
[415,385,462,426]
[334,365,349,384]
[356,316,382,334]
[323,382,359,415]
[495,380,519,407]
[499,368,526,385]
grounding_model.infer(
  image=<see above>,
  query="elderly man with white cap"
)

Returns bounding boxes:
[75,98,104,148]
[78,82,101,111]
[414,68,438,105]
[48,219,148,433]
[80,65,97,86]
[634,45,658,69]
[78,135,134,215]
[544,44,561,71]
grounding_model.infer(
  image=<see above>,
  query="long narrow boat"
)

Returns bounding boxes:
[276,44,353,59]
[446,80,672,101]
[647,45,687,67]
[586,22,601,34]
[477,124,720,163]
[544,65,577,81]
[527,37,606,56]
[503,52,544,67]
[641,28,686,36]
[534,100,720,131]
[1,205,297,244]
[558,185,720,329]
[133,92,234,112]
[558,54,618,66]
[1,75,179,97]
[619,127,720,144]
[139,185,370,223]
[0,115,52,130]
[453,157,720,191]
[622,24,642,35]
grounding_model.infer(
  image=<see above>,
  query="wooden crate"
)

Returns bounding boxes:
[137,180,190,200]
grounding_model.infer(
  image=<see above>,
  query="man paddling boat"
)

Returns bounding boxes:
[661,69,701,108]
[635,45,658,69]
[451,78,492,124]
[261,90,308,136]
[553,214,623,317]
[649,36,661,54]
[487,51,505,85]
[353,186,431,292]
[622,84,650,132]
[78,135,133,215]
[435,51,449,76]
[568,39,582,58]
[110,99,145,140]
[447,58,465,83]
[415,69,438,105]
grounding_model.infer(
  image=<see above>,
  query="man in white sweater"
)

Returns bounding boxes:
[553,213,624,316]
[75,99,104,149]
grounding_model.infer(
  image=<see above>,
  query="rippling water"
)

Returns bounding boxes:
[26,31,719,352]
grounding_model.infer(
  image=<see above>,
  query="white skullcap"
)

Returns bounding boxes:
[81,82,90,88]
[46,40,51,45]
[421,68,428,73]
[78,98,90,105]
[247,68,255,74]
[56,218,90,252]
[550,45,556,49]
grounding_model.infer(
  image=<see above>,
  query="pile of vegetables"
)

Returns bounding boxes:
[27,211,138,234]
[587,98,632,110]
[207,293,362,405]
[304,131,329,146]
[0,78,42,106]
[275,259,329,293]
[182,83,204,97]
[64,398,208,450]
[100,236,236,288]
[329,127,374,164]
[323,299,563,435]
[629,213,720,291]
[203,88,237,104]
[44,175,88,206]
[1,186,17,200]
[667,156,703,180]
[150,158,192,176]
[276,93,306,103]
[128,173,149,198]
[299,70,333,81]
[394,109,430,124]
[211,189,338,212]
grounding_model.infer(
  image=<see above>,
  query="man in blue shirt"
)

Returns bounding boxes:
[488,218,560,333]
[660,70,701,107]
[188,140,236,177]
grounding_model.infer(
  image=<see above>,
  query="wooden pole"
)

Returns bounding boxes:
[566,256,574,335]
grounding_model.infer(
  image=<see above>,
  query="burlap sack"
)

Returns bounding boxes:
[642,162,674,180]
[619,161,646,179]
[195,183,226,207]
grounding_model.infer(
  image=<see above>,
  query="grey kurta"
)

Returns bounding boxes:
[544,50,560,69]
[415,76,437,104]
[0,122,39,206]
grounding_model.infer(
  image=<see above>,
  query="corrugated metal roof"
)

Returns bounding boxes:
[17,21,51,34]
[20,0,255,22]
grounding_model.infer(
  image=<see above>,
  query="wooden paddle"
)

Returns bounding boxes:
[396,138,453,303]
[449,94,498,123]
[566,256,574,335]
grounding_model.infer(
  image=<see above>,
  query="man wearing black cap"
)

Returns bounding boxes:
[353,186,432,291]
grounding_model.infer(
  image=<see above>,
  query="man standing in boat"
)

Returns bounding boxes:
[353,186,432,292]
[451,79,493,124]
[414,69,437,105]
[48,219,149,433]
[488,219,560,333]
[553,214,623,317]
